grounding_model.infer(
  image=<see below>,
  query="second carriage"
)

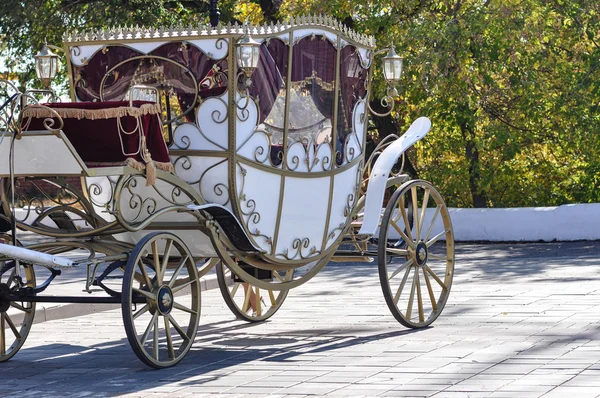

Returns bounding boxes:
[0,16,454,368]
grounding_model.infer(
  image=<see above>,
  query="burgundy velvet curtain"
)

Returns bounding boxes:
[23,101,170,165]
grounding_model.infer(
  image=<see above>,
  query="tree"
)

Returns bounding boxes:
[1,0,598,207]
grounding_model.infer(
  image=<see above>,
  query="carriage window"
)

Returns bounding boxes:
[337,46,368,165]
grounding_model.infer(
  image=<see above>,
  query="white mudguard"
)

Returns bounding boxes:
[358,117,432,236]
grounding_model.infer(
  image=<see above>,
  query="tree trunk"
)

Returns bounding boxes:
[460,122,487,207]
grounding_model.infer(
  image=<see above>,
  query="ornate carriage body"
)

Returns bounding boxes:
[66,18,374,265]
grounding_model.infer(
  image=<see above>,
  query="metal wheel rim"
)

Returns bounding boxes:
[378,180,454,328]
[0,234,36,362]
[121,232,200,368]
[216,261,292,322]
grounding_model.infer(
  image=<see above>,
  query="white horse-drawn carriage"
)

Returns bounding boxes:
[0,15,454,368]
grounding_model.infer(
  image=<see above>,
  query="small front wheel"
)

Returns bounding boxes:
[122,232,201,368]
[378,180,455,328]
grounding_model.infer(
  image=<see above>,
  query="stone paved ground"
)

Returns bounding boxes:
[1,242,600,397]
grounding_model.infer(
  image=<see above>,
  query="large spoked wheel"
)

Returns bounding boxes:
[378,180,455,328]
[0,234,35,362]
[122,232,200,368]
[216,261,292,323]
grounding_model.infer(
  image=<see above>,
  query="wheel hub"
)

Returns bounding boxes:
[156,285,174,315]
[0,283,11,312]
[415,242,428,266]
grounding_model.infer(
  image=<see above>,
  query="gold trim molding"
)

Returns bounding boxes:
[63,14,375,49]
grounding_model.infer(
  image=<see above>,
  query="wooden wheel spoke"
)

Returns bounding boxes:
[424,265,447,291]
[241,284,252,313]
[171,279,195,294]
[424,205,441,242]
[137,259,153,289]
[427,253,449,261]
[386,247,410,256]
[389,258,414,281]
[152,315,159,360]
[133,304,150,320]
[273,271,284,282]
[167,314,190,342]
[152,241,163,285]
[1,313,6,356]
[390,220,416,249]
[394,265,412,305]
[406,269,418,320]
[168,256,189,288]
[415,268,424,323]
[411,186,420,241]
[141,312,158,346]
[230,282,240,298]
[426,229,450,248]
[133,287,155,301]
[254,287,262,317]
[422,268,438,312]
[399,195,414,242]
[268,290,276,306]
[164,317,175,360]
[172,301,197,315]
[419,188,430,241]
[161,239,174,276]
[10,301,31,313]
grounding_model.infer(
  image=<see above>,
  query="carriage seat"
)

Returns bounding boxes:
[22,101,173,184]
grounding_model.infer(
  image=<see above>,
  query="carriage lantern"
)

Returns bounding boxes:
[34,44,60,89]
[236,34,261,76]
[382,46,403,84]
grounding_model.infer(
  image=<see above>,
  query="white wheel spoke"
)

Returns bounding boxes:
[389,258,414,281]
[230,282,240,298]
[268,290,276,306]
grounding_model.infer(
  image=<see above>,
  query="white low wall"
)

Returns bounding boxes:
[449,203,600,241]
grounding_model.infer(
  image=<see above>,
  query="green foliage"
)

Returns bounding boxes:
[1,0,598,207]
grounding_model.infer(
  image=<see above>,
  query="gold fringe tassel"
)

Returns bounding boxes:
[22,103,162,120]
